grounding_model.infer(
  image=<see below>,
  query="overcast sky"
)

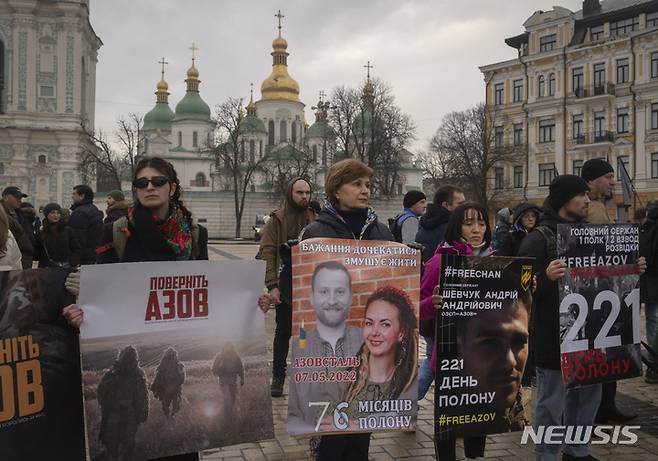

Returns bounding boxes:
[89,0,583,151]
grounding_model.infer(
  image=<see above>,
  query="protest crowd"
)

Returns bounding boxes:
[2,155,657,461]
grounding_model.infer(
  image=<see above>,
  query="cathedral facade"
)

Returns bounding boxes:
[0,0,101,207]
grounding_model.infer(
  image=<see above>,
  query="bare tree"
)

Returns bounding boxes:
[329,78,416,196]
[208,97,268,238]
[427,103,525,210]
[79,113,143,189]
[264,144,317,198]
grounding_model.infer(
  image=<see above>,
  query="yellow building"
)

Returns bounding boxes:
[480,0,658,220]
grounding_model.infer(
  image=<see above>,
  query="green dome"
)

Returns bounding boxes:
[306,120,335,139]
[352,109,376,138]
[239,115,267,134]
[174,91,211,122]
[143,102,175,131]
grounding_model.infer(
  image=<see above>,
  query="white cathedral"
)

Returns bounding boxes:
[139,21,422,195]
[0,0,100,207]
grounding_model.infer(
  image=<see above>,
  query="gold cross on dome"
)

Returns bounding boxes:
[189,42,199,64]
[158,57,168,79]
[275,10,285,36]
[364,61,373,80]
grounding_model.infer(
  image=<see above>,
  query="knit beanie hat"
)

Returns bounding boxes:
[548,175,590,211]
[403,190,426,209]
[43,202,62,216]
[581,159,614,182]
[108,190,125,202]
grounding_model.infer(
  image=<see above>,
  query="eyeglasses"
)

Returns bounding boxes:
[132,176,169,189]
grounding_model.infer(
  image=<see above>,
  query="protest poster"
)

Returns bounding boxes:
[436,255,533,440]
[288,238,420,436]
[558,223,642,389]
[78,260,273,460]
[0,268,86,461]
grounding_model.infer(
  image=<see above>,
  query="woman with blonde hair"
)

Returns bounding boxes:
[0,204,22,270]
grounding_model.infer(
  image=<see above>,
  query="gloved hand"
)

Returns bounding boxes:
[65,270,80,298]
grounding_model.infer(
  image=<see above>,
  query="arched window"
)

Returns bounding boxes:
[268,120,275,145]
[38,155,47,164]
[1,39,6,112]
[249,140,255,163]
[322,146,327,166]
[240,140,245,162]
[144,138,148,152]
[192,131,198,147]
[259,140,263,158]
[292,121,297,143]
[548,73,556,96]
[0,162,4,175]
[195,172,206,187]
[312,145,318,163]
[280,120,287,142]
[538,75,545,98]
[178,132,182,146]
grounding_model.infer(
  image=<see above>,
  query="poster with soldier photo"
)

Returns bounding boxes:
[558,223,643,389]
[288,238,420,436]
[435,255,533,440]
[78,260,274,461]
[0,268,86,461]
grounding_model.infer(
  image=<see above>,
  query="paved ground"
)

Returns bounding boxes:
[202,241,658,461]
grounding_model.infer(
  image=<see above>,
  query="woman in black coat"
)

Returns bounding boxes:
[64,157,207,461]
[34,202,81,267]
[300,158,394,461]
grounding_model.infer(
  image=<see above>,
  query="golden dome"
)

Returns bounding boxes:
[156,79,168,91]
[187,64,199,79]
[260,33,300,102]
[272,36,288,50]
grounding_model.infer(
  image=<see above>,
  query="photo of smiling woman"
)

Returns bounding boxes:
[342,285,418,427]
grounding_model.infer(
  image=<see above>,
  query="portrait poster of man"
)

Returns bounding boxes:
[0,268,86,461]
[288,238,420,436]
[558,223,642,389]
[436,255,533,440]
[78,260,274,460]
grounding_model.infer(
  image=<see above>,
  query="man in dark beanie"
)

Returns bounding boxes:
[256,177,317,397]
[582,158,615,224]
[392,190,427,243]
[517,175,602,461]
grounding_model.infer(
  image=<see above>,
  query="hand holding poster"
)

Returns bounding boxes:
[78,260,274,460]
[0,268,85,461]
[558,223,642,388]
[288,238,420,436]
[436,256,533,440]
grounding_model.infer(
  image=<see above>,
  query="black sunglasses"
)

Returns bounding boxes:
[133,176,169,189]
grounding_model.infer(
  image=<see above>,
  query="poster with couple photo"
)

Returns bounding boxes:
[288,238,421,436]
[436,255,534,440]
[78,260,274,461]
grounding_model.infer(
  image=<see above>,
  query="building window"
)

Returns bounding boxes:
[0,162,4,175]
[312,145,318,163]
[194,172,206,187]
[652,103,658,129]
[250,184,256,192]
[616,58,629,83]
[292,122,297,143]
[513,79,523,102]
[192,131,198,147]
[548,73,556,96]
[259,140,263,157]
[617,155,629,181]
[538,75,545,98]
[0,39,5,113]
[322,146,327,166]
[38,155,47,164]
[494,82,504,105]
[590,24,604,41]
[648,12,658,28]
[494,167,504,190]
[178,132,182,146]
[249,140,255,163]
[539,34,557,52]
[397,184,403,195]
[573,159,583,177]
[513,166,523,188]
[539,163,556,187]
[494,126,504,148]
[280,120,287,141]
[652,53,658,79]
[572,114,584,140]
[617,107,629,133]
[268,120,275,145]
[652,153,658,178]
[594,111,606,137]
[538,119,555,143]
[610,17,638,37]
[39,85,55,98]
[593,62,606,88]
[572,67,584,95]
[513,123,523,146]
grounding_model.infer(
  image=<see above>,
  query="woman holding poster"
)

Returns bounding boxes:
[420,202,493,461]
[64,156,208,461]
[299,158,394,461]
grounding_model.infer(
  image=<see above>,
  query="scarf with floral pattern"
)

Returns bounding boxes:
[128,206,192,260]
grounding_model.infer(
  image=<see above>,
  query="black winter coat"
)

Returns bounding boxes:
[35,222,81,267]
[300,205,394,241]
[497,202,542,257]
[640,217,658,304]
[517,205,580,370]
[414,203,450,264]
[69,200,104,264]
[104,200,131,224]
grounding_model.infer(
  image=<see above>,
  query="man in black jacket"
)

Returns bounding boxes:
[1,186,34,268]
[415,185,464,264]
[69,184,103,265]
[517,175,600,461]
